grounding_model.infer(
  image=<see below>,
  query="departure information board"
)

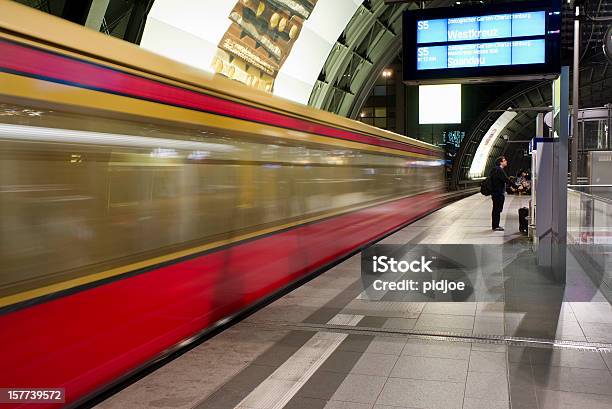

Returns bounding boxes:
[404,1,561,84]
[417,12,545,44]
[416,12,546,70]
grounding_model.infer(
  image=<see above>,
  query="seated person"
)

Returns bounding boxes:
[519,178,531,194]
[516,171,531,194]
[507,176,518,194]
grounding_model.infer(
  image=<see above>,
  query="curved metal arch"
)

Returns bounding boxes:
[451,60,612,189]
[308,0,415,117]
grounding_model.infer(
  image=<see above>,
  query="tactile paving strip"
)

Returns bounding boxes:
[242,320,612,354]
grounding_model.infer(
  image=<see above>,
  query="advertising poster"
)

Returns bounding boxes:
[141,0,363,105]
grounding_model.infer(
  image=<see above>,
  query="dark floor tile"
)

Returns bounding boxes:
[529,348,607,370]
[336,334,374,353]
[250,330,315,367]
[284,396,328,409]
[296,370,348,400]
[509,382,538,409]
[276,330,316,347]
[532,365,612,396]
[252,345,301,367]
[509,363,535,386]
[508,346,532,363]
[194,388,244,409]
[304,307,343,324]
[222,364,276,392]
[193,364,277,408]
[319,350,363,374]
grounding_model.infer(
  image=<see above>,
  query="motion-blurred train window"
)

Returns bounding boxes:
[152,169,179,199]
[108,169,152,207]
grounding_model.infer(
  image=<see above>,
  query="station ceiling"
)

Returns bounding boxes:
[308,0,611,185]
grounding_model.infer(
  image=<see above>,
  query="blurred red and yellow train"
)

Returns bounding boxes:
[0,3,445,407]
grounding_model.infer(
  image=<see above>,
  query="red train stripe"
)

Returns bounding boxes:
[0,40,438,157]
[0,193,442,408]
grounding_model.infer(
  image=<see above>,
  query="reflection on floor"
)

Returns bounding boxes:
[98,194,612,409]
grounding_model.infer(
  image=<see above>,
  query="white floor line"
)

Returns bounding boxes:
[233,314,364,409]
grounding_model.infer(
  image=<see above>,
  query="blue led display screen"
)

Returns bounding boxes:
[416,19,448,43]
[417,11,545,44]
[417,39,546,70]
[404,2,561,84]
[511,12,546,37]
[415,10,546,71]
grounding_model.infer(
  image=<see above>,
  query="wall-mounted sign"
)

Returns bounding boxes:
[468,110,517,178]
[404,1,561,84]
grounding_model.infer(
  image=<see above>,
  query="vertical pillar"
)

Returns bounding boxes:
[571,7,580,184]
[606,104,612,150]
[405,86,419,138]
[552,66,569,283]
[536,68,569,283]
[395,66,405,135]
[535,129,553,269]
[530,113,544,240]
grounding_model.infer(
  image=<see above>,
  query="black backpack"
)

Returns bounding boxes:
[480,177,492,196]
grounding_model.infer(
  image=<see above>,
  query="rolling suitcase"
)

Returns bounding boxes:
[518,207,528,233]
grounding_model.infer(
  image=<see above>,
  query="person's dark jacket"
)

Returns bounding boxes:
[489,166,512,195]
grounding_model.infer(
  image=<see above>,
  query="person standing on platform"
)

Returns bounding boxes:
[489,156,514,231]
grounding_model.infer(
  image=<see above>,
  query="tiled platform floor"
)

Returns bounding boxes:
[98,194,612,409]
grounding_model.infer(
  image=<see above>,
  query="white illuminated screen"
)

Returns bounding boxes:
[419,84,461,124]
